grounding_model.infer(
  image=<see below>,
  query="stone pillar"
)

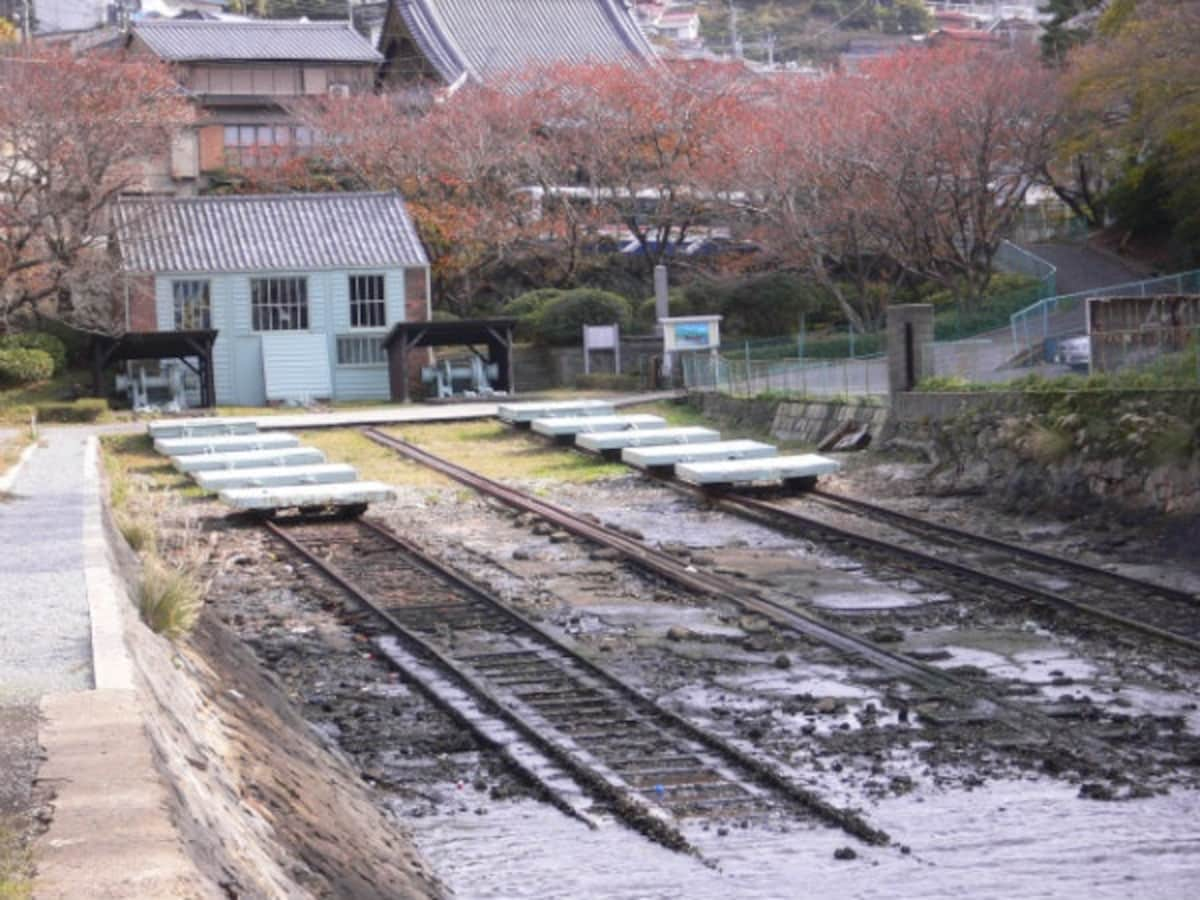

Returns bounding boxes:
[654,265,669,335]
[886,304,934,398]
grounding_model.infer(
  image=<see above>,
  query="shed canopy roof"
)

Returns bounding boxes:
[117,193,429,274]
[383,318,516,349]
[132,19,383,63]
[390,0,657,84]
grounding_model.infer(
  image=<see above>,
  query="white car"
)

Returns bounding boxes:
[1054,336,1091,371]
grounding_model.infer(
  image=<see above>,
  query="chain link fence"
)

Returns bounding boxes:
[680,352,888,398]
[1010,270,1200,364]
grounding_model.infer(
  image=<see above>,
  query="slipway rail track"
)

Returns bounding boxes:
[263,515,890,855]
[705,487,1200,656]
[360,428,1129,767]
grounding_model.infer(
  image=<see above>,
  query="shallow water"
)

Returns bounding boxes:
[405,780,1200,899]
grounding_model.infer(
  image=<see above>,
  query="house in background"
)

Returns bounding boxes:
[378,0,658,89]
[115,192,430,406]
[125,18,382,192]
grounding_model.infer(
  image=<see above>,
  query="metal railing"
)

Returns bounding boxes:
[1009,269,1200,361]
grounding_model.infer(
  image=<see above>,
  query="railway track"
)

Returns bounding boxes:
[699,487,1200,655]
[263,515,890,855]
[359,428,1131,767]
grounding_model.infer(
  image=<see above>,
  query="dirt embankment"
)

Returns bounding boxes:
[109,515,445,900]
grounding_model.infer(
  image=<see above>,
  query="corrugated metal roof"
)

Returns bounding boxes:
[117,193,429,274]
[393,0,657,84]
[132,19,384,63]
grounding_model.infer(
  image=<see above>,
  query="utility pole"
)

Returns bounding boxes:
[727,1,742,59]
[20,0,32,46]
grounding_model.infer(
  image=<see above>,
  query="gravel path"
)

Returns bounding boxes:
[0,430,92,701]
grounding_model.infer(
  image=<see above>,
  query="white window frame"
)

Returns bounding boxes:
[172,280,211,330]
[336,334,387,367]
[348,273,387,330]
[251,276,309,332]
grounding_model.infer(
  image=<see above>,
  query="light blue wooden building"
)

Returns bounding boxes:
[116,192,430,406]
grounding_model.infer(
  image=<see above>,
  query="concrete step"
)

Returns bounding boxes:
[219,480,396,511]
[146,417,258,439]
[497,399,615,424]
[195,463,359,492]
[622,440,778,470]
[172,446,327,473]
[576,426,720,453]
[153,432,300,457]
[675,453,840,487]
[531,414,666,438]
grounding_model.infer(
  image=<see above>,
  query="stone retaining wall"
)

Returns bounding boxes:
[887,390,1200,515]
[688,391,887,445]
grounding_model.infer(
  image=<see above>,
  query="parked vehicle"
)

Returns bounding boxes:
[1054,335,1091,371]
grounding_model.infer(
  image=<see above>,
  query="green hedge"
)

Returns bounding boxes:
[35,398,109,423]
[533,289,633,346]
[573,373,640,391]
[502,288,564,339]
[0,348,55,386]
[0,332,68,375]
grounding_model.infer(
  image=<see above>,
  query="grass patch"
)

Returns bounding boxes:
[301,428,443,486]
[137,556,201,640]
[0,428,34,475]
[1023,424,1075,464]
[361,419,628,486]
[100,434,202,500]
[0,819,32,900]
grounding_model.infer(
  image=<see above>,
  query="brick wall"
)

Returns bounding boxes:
[125,276,157,332]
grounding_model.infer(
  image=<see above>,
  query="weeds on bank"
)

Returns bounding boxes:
[1022,424,1075,464]
[137,556,201,640]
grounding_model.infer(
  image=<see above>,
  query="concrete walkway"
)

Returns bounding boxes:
[0,429,208,898]
[0,430,92,700]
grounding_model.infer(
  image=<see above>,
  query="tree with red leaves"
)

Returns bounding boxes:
[0,50,192,333]
[859,44,1059,302]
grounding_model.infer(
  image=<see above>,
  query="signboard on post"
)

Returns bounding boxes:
[659,315,721,377]
[583,324,620,375]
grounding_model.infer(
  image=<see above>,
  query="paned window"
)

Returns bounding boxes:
[222,124,315,168]
[336,335,386,366]
[251,277,308,331]
[172,280,211,330]
[349,274,386,328]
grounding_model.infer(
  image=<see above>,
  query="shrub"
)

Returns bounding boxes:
[0,332,68,374]
[534,288,633,346]
[137,557,202,639]
[0,348,54,386]
[34,398,108,423]
[634,289,689,331]
[503,288,564,340]
[503,288,563,319]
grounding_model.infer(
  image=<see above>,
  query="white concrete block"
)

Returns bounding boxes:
[172,447,326,473]
[497,400,615,423]
[194,464,358,492]
[675,454,841,486]
[153,432,300,457]
[575,427,720,452]
[621,440,779,470]
[531,414,666,437]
